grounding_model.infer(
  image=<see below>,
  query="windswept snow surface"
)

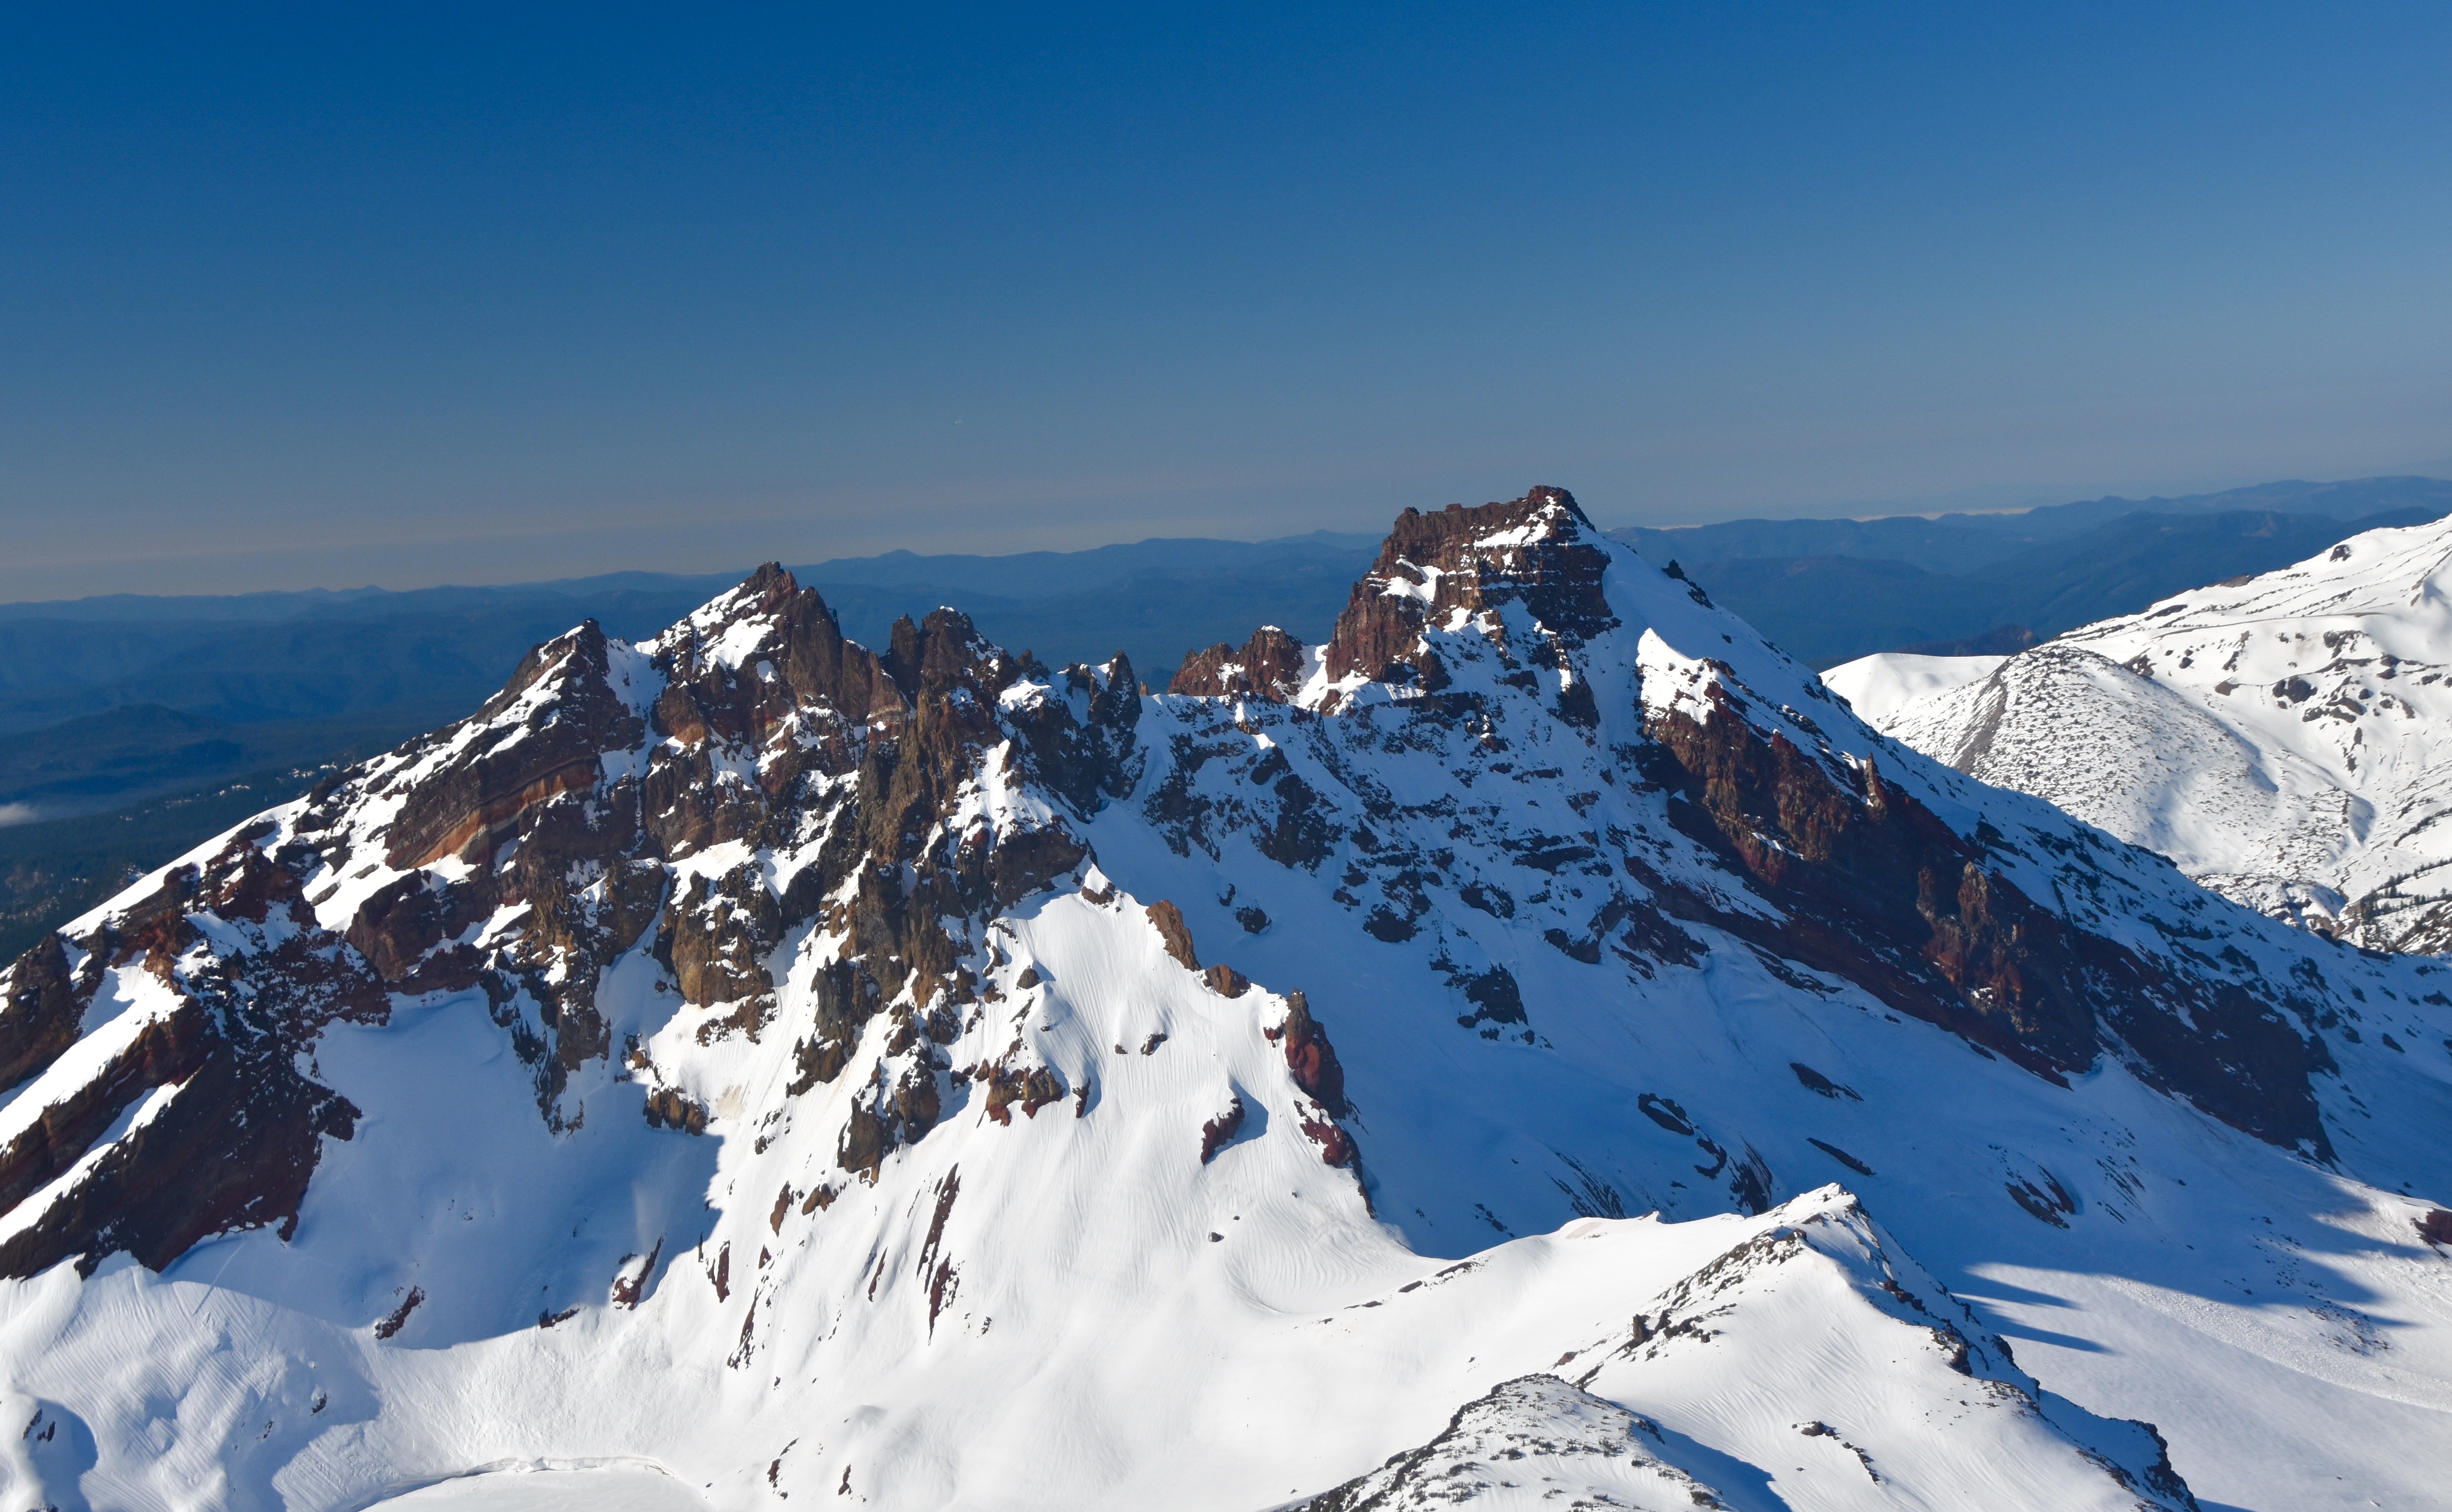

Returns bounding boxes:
[1830,513,2452,948]
[369,1467,707,1511]
[0,495,2444,1511]
[1817,652,2004,730]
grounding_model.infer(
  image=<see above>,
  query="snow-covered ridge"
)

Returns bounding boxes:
[1819,651,2005,730]
[0,491,2445,1510]
[1833,512,2452,950]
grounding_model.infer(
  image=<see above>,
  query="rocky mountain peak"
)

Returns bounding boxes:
[1167,625,1307,702]
[0,497,2443,1509]
[1320,486,1617,697]
[0,560,1174,1282]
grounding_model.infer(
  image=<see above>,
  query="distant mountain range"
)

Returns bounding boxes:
[0,531,1388,734]
[1615,477,2452,667]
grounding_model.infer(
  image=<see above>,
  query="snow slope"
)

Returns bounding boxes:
[1831,513,2452,949]
[0,490,2445,1511]
[1817,651,2004,729]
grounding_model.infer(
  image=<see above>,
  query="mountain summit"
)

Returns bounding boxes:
[0,490,2444,1510]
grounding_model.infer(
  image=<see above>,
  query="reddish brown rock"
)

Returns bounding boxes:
[384,622,645,871]
[611,1237,664,1308]
[644,1088,710,1135]
[658,869,782,1020]
[915,1167,960,1288]
[925,1259,959,1334]
[914,1167,961,1335]
[1170,626,1308,702]
[1275,991,1350,1118]
[0,829,385,1281]
[1321,487,1615,698]
[787,1033,853,1095]
[1300,1113,1357,1169]
[1199,1096,1247,1163]
[979,1063,1066,1126]
[345,871,491,987]
[1146,900,1199,970]
[0,560,1163,1281]
[0,1000,211,1222]
[0,936,83,1093]
[1643,685,2334,1155]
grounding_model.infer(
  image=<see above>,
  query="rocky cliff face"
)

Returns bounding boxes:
[1639,675,2335,1153]
[0,492,2443,1512]
[1315,487,1613,723]
[1169,625,1307,703]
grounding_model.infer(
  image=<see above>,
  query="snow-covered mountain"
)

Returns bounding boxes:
[1,490,2447,1512]
[1815,651,2005,729]
[1828,513,2452,951]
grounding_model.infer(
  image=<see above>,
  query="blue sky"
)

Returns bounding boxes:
[3,3,2447,598]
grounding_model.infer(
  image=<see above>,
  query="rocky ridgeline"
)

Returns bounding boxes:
[1297,1190,2198,1512]
[0,564,1166,1278]
[0,490,2426,1282]
[1150,487,2344,1163]
[2,487,2446,1508]
[1294,1373,1736,1511]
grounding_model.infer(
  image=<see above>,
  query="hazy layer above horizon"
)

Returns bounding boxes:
[5,476,2445,613]
[5,9,2449,601]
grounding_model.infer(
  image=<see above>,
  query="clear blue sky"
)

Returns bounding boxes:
[3,3,2447,598]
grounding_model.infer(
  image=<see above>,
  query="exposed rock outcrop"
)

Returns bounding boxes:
[0,829,381,1278]
[1321,486,1615,721]
[1642,682,2334,1154]
[0,566,1150,1279]
[1170,626,1307,702]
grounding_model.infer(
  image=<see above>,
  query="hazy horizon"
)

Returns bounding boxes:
[5,7,2447,601]
[5,460,2452,608]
